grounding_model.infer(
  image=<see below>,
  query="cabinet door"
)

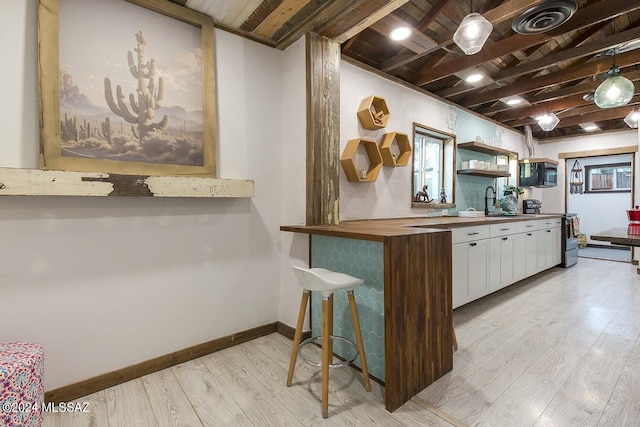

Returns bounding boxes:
[468,239,490,300]
[548,227,561,267]
[537,227,562,270]
[490,236,514,292]
[525,232,538,276]
[514,233,527,281]
[452,243,469,309]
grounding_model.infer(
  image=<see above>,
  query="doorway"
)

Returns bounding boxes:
[566,154,633,262]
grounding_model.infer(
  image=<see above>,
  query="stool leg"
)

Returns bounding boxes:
[287,290,309,387]
[347,290,371,392]
[322,295,331,418]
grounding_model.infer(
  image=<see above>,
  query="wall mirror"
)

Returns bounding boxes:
[412,123,455,208]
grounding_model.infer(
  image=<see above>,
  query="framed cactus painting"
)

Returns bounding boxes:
[38,0,217,177]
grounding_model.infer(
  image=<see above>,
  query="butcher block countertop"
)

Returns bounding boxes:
[280,214,563,242]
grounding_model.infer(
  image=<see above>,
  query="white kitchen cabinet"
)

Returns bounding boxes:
[452,218,559,309]
[489,235,515,292]
[452,226,490,308]
[489,222,516,291]
[514,229,537,280]
[537,218,562,270]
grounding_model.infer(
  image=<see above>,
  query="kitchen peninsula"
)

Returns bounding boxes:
[281,214,563,412]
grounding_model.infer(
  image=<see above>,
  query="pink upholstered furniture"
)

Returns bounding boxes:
[0,342,44,427]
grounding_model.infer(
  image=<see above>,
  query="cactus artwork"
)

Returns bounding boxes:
[104,31,169,142]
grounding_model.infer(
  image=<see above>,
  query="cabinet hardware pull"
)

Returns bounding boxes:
[527,233,532,236]
[547,230,551,233]
[500,228,510,231]
[526,225,533,227]
[470,242,477,246]
[502,237,508,241]
[468,232,479,235]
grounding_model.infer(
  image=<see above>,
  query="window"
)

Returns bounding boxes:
[585,163,631,193]
[414,133,443,201]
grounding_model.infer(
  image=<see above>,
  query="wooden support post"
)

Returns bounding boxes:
[306,32,340,226]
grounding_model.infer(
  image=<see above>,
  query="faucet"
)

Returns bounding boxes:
[484,186,496,216]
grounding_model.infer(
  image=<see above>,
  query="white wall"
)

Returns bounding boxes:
[277,38,309,328]
[1,3,288,391]
[535,130,640,214]
[339,62,529,220]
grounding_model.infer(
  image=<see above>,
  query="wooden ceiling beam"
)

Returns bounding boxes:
[274,0,359,49]
[414,0,453,32]
[378,0,550,72]
[415,0,640,87]
[497,93,591,123]
[330,0,410,44]
[253,0,313,38]
[369,13,437,54]
[456,49,640,108]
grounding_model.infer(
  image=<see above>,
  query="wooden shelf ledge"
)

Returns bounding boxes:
[0,167,254,198]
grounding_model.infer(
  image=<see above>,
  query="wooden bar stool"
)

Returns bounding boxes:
[287,266,371,418]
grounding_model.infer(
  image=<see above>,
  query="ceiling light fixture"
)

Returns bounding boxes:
[537,112,560,131]
[594,20,634,109]
[453,0,493,55]
[537,88,559,131]
[465,73,484,83]
[390,26,412,41]
[624,107,640,128]
[506,98,522,105]
[579,122,599,132]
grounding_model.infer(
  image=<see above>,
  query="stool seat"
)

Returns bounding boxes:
[292,266,364,296]
[287,266,371,418]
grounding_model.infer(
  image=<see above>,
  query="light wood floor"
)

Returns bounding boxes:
[43,257,640,426]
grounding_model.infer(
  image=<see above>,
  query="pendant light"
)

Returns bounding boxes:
[624,107,640,128]
[594,20,634,109]
[453,0,493,55]
[537,88,560,131]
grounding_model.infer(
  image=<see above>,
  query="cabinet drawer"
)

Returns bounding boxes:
[515,220,539,233]
[490,222,517,237]
[451,225,490,244]
[538,218,562,229]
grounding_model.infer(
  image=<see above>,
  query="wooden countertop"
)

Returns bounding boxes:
[281,214,563,242]
[591,227,640,246]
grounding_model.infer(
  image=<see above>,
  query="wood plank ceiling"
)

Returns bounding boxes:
[170,0,640,142]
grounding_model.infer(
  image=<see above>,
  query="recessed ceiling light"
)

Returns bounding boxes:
[465,73,483,83]
[507,98,522,105]
[390,27,412,41]
[579,122,599,132]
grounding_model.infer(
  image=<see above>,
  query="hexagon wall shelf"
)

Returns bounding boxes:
[379,132,411,167]
[340,138,383,182]
[357,95,390,130]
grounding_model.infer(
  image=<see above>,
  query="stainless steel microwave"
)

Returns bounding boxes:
[519,159,558,187]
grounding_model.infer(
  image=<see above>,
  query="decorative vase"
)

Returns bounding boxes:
[500,193,519,215]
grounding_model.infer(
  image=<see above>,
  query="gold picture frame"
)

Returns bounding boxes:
[38,0,217,177]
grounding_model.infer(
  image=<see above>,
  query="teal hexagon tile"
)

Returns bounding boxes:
[310,235,385,381]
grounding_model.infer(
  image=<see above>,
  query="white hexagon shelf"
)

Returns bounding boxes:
[340,138,383,182]
[357,95,390,130]
[379,132,411,167]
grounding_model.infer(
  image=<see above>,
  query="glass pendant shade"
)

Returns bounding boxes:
[624,108,640,128]
[537,112,560,131]
[453,13,493,55]
[594,66,635,109]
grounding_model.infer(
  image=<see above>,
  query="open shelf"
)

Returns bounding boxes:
[379,132,411,167]
[0,167,254,198]
[356,95,390,130]
[340,138,383,182]
[457,141,518,157]
[457,169,511,178]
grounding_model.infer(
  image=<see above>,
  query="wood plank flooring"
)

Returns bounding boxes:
[43,257,640,426]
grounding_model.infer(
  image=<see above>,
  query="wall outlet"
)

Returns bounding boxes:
[441,209,448,216]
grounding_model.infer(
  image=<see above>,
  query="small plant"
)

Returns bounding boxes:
[504,184,524,196]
